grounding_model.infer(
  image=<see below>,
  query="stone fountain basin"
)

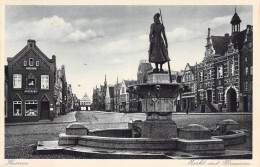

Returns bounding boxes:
[212,130,246,146]
[128,83,181,98]
[59,128,178,150]
[37,128,251,158]
[58,128,246,151]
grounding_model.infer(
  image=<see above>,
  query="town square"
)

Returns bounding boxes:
[3,5,254,160]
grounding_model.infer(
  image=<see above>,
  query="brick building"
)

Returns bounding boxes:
[180,10,253,113]
[5,40,56,122]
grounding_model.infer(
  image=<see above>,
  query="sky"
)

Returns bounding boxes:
[4,5,252,100]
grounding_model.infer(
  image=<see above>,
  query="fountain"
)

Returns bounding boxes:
[36,12,251,159]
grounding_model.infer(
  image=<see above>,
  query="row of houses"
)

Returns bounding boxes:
[4,39,88,123]
[179,10,253,113]
[92,59,183,113]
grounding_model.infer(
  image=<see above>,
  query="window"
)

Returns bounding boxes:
[25,101,38,116]
[41,75,49,89]
[245,57,247,62]
[26,78,36,89]
[199,91,204,101]
[13,101,22,116]
[29,58,34,66]
[217,66,223,79]
[24,60,27,66]
[36,61,39,66]
[208,70,212,80]
[199,71,203,82]
[250,66,253,75]
[13,74,22,88]
[122,87,125,94]
[230,63,234,76]
[191,84,194,92]
[245,67,248,76]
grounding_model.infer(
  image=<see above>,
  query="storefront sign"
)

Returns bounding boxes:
[24,89,38,94]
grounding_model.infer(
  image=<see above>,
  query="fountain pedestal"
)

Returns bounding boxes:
[128,72,180,139]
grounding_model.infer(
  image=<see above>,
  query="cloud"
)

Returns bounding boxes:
[110,58,125,65]
[167,28,203,42]
[73,18,121,29]
[6,15,103,43]
[207,15,232,28]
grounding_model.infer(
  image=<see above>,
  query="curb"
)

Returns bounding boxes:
[5,112,76,126]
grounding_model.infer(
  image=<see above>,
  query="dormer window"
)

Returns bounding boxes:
[36,61,39,66]
[24,60,27,66]
[29,58,34,66]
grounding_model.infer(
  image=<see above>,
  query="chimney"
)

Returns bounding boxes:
[52,55,56,63]
[27,39,36,48]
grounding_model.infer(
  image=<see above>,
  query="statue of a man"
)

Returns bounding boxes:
[149,13,170,72]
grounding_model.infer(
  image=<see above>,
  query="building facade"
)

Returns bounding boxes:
[180,10,253,113]
[80,93,91,111]
[5,40,56,122]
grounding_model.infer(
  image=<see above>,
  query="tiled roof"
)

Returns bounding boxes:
[211,29,246,55]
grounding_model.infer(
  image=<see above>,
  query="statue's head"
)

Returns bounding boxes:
[153,13,160,24]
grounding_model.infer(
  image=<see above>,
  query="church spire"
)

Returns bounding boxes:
[104,74,107,87]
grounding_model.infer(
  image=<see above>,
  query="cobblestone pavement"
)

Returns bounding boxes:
[5,111,252,159]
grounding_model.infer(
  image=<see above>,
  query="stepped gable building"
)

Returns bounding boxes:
[5,40,56,122]
[80,93,91,111]
[181,9,253,113]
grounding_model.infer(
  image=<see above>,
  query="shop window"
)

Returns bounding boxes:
[26,78,36,89]
[29,58,34,66]
[25,101,38,116]
[13,101,22,116]
[36,61,39,66]
[24,60,27,66]
[13,74,22,88]
[41,75,49,89]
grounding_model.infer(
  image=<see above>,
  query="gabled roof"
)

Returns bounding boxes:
[7,40,54,66]
[211,29,246,56]
[183,63,195,75]
[81,93,91,103]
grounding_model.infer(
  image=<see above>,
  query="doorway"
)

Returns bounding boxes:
[226,88,237,112]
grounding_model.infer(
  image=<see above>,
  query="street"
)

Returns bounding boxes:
[5,111,252,159]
